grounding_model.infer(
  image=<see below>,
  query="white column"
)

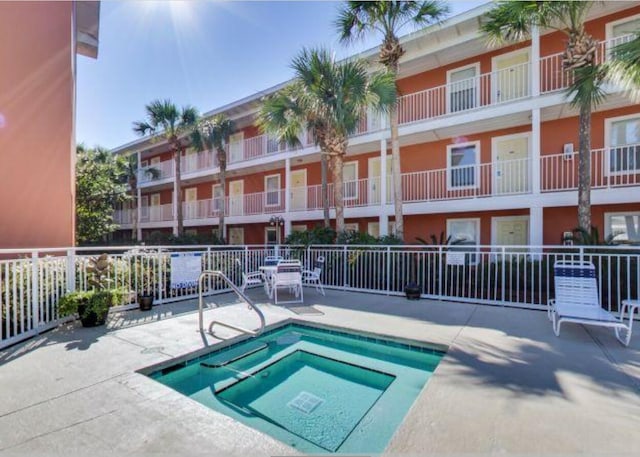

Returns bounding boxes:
[531,25,540,97]
[531,108,541,195]
[136,152,142,241]
[530,205,544,248]
[379,138,389,236]
[284,158,292,237]
[172,158,179,236]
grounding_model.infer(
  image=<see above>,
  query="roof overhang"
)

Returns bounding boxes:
[76,1,100,59]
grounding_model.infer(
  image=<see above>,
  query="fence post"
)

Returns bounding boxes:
[31,252,40,332]
[579,246,584,263]
[438,246,443,298]
[343,245,348,288]
[157,248,164,304]
[386,246,391,295]
[501,246,506,303]
[66,249,76,292]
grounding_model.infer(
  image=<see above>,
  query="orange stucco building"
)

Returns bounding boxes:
[113,2,640,247]
[0,1,99,249]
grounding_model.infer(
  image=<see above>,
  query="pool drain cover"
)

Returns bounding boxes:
[287,391,324,414]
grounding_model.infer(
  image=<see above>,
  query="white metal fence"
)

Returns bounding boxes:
[1,244,638,349]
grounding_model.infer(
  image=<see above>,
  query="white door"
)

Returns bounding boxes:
[228,227,244,245]
[343,161,358,202]
[368,156,392,204]
[290,169,307,210]
[264,175,281,208]
[494,218,529,246]
[212,184,223,216]
[150,193,161,222]
[229,180,244,216]
[185,188,197,219]
[493,49,530,103]
[448,64,479,113]
[494,134,530,194]
[140,195,149,222]
[229,132,244,163]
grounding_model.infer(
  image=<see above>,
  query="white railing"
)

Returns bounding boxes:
[114,209,133,225]
[139,159,174,184]
[182,150,217,175]
[398,61,531,125]
[140,203,173,223]
[541,144,640,192]
[291,177,382,212]
[1,244,638,349]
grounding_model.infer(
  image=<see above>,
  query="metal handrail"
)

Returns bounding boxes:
[198,270,266,337]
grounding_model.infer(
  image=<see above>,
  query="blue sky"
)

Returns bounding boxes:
[76,0,487,150]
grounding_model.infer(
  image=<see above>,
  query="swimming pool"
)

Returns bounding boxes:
[147,322,445,453]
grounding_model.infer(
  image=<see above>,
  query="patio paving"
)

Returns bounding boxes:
[0,288,638,455]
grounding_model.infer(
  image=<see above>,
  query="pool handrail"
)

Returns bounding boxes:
[198,270,266,337]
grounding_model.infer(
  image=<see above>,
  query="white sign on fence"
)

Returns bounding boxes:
[446,252,466,266]
[170,252,203,289]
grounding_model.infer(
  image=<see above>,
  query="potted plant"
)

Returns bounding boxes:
[128,248,157,311]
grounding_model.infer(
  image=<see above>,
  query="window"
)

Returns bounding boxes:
[292,224,307,232]
[606,115,640,174]
[140,160,148,168]
[265,175,281,206]
[367,221,396,237]
[447,218,480,264]
[344,222,359,232]
[185,229,197,236]
[343,161,358,199]
[605,212,640,243]
[607,14,640,44]
[447,64,479,112]
[212,184,223,213]
[447,142,479,189]
[265,227,278,245]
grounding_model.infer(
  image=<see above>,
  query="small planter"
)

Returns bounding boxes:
[404,283,421,300]
[138,294,154,311]
[77,304,108,327]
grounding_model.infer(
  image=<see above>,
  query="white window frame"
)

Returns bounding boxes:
[343,161,359,200]
[291,224,307,233]
[447,140,480,190]
[490,215,530,246]
[140,159,149,168]
[265,226,278,245]
[150,156,161,165]
[264,174,281,207]
[446,217,481,264]
[604,113,640,176]
[446,218,481,244]
[604,211,640,242]
[344,222,359,232]
[446,62,480,113]
[228,227,244,245]
[606,13,640,43]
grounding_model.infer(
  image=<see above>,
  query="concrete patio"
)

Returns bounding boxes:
[0,288,639,455]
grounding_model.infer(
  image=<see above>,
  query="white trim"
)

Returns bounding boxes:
[229,179,244,216]
[604,113,640,177]
[490,215,530,246]
[228,226,244,245]
[140,160,148,168]
[605,12,640,41]
[343,160,359,200]
[264,173,281,207]
[290,168,307,211]
[491,132,532,194]
[446,217,481,244]
[447,140,480,190]
[604,211,640,240]
[344,222,359,232]
[446,62,480,114]
[265,226,278,245]
[491,47,530,103]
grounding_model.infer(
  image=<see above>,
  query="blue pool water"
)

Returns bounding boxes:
[148,323,445,453]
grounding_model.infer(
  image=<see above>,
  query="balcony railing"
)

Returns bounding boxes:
[182,151,217,174]
[139,159,174,184]
[114,209,133,225]
[140,203,173,223]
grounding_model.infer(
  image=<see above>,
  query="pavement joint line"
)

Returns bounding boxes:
[0,372,132,420]
[106,331,174,359]
[0,408,119,451]
[584,325,640,393]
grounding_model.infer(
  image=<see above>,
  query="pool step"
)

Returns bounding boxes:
[200,342,268,368]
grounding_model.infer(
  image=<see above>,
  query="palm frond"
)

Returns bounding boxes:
[567,64,608,109]
[606,33,640,103]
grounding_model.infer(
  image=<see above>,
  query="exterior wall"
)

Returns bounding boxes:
[0,1,75,248]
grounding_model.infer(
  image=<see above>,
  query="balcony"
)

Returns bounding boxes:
[140,203,173,223]
[114,209,133,225]
[139,159,174,184]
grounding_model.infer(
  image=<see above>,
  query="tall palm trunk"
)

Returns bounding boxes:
[129,179,138,241]
[577,102,592,231]
[218,147,227,242]
[387,59,404,239]
[321,154,330,227]
[174,146,184,236]
[332,152,345,233]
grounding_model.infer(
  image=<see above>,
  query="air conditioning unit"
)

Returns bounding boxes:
[563,143,574,160]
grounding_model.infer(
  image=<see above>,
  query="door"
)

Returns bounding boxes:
[185,188,197,219]
[493,49,530,103]
[229,132,244,163]
[448,64,479,112]
[494,218,529,246]
[212,184,223,216]
[150,193,161,222]
[264,175,281,208]
[290,169,307,210]
[228,227,244,245]
[140,195,149,222]
[229,180,244,216]
[184,150,198,173]
[368,156,392,204]
[494,134,530,194]
[343,161,358,203]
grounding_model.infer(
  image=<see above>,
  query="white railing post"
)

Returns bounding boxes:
[31,252,40,331]
[501,246,506,303]
[157,248,164,304]
[66,248,76,293]
[380,138,389,236]
[531,25,540,97]
[437,246,443,298]
[386,246,391,295]
[343,245,348,288]
[532,108,541,194]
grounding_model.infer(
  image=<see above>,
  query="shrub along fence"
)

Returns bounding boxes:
[0,244,638,349]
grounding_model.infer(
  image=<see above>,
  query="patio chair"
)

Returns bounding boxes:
[235,258,263,293]
[548,260,638,346]
[271,260,303,305]
[302,256,325,296]
[264,255,284,266]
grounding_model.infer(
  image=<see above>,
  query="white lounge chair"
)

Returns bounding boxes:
[302,256,325,296]
[235,258,263,293]
[264,255,283,266]
[271,260,303,305]
[548,260,638,346]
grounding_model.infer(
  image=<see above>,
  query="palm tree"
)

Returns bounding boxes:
[192,114,236,241]
[133,99,199,235]
[258,47,397,233]
[336,1,449,240]
[119,153,159,241]
[482,1,640,231]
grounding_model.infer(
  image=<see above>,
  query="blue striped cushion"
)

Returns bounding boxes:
[554,267,596,278]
